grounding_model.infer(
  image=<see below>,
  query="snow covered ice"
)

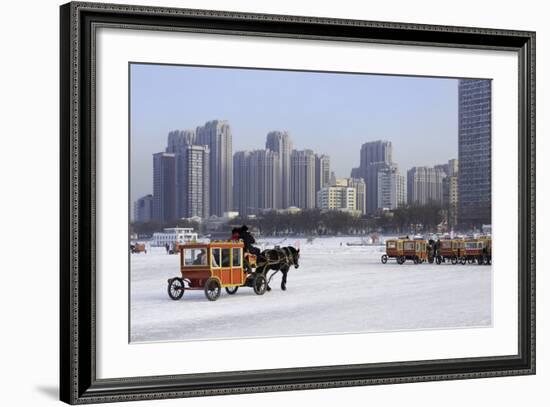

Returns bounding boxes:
[130,237,492,343]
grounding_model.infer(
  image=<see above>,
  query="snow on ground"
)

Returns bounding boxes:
[130,237,492,343]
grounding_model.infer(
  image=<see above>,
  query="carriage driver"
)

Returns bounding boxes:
[233,225,261,256]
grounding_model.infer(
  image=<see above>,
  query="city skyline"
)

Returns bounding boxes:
[131,63,459,204]
[137,126,459,223]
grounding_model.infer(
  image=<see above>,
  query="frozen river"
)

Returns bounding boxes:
[130,237,492,343]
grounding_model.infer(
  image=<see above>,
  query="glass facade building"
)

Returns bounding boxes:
[458,79,492,228]
[152,152,176,223]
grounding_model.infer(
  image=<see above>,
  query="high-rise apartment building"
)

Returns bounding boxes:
[290,149,316,209]
[435,158,459,177]
[407,166,446,205]
[175,145,210,219]
[266,131,293,209]
[443,174,459,228]
[166,129,196,153]
[315,154,331,196]
[134,194,153,223]
[348,178,367,215]
[334,178,367,215]
[458,79,492,227]
[317,186,357,212]
[350,167,361,179]
[359,141,393,214]
[196,120,233,216]
[377,166,406,210]
[233,149,281,216]
[152,152,176,223]
[233,151,250,217]
[447,158,459,177]
[360,140,393,169]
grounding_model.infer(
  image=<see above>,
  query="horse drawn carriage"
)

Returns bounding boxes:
[435,239,464,264]
[461,238,492,265]
[381,235,491,266]
[167,240,300,301]
[402,239,429,264]
[381,238,429,264]
[130,243,147,254]
[381,239,404,264]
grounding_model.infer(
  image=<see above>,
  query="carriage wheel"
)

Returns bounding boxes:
[225,286,239,295]
[253,274,267,295]
[435,256,442,265]
[413,257,418,264]
[167,278,185,300]
[397,256,405,265]
[204,278,221,301]
[477,256,484,265]
[484,256,491,265]
[460,257,467,265]
[451,256,458,265]
[381,255,388,264]
[428,256,434,264]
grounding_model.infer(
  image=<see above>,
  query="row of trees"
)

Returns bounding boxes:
[373,202,446,233]
[131,203,446,238]
[231,210,369,236]
[233,203,445,236]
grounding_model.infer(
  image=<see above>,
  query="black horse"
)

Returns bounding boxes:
[255,246,300,291]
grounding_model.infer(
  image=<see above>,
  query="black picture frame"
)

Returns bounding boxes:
[60,1,536,404]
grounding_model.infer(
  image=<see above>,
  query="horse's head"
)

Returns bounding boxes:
[288,246,300,268]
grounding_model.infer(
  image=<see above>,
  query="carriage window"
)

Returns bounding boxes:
[404,242,415,250]
[221,248,231,267]
[387,241,396,249]
[184,248,207,266]
[232,248,241,267]
[441,241,452,248]
[211,248,221,268]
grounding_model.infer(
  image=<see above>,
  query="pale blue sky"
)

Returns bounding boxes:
[130,63,458,203]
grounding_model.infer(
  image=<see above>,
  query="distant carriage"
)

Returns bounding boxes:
[435,239,464,265]
[381,239,404,264]
[382,236,491,266]
[381,238,429,264]
[461,238,492,265]
[130,243,147,254]
[402,239,429,264]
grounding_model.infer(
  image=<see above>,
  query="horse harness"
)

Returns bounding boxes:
[256,247,296,285]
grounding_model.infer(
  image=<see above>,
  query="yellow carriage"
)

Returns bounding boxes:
[381,239,405,264]
[167,240,267,301]
[401,239,429,264]
[435,239,464,265]
[461,238,491,265]
[382,238,428,264]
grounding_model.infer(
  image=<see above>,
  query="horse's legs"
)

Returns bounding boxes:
[281,266,289,291]
[263,268,272,292]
